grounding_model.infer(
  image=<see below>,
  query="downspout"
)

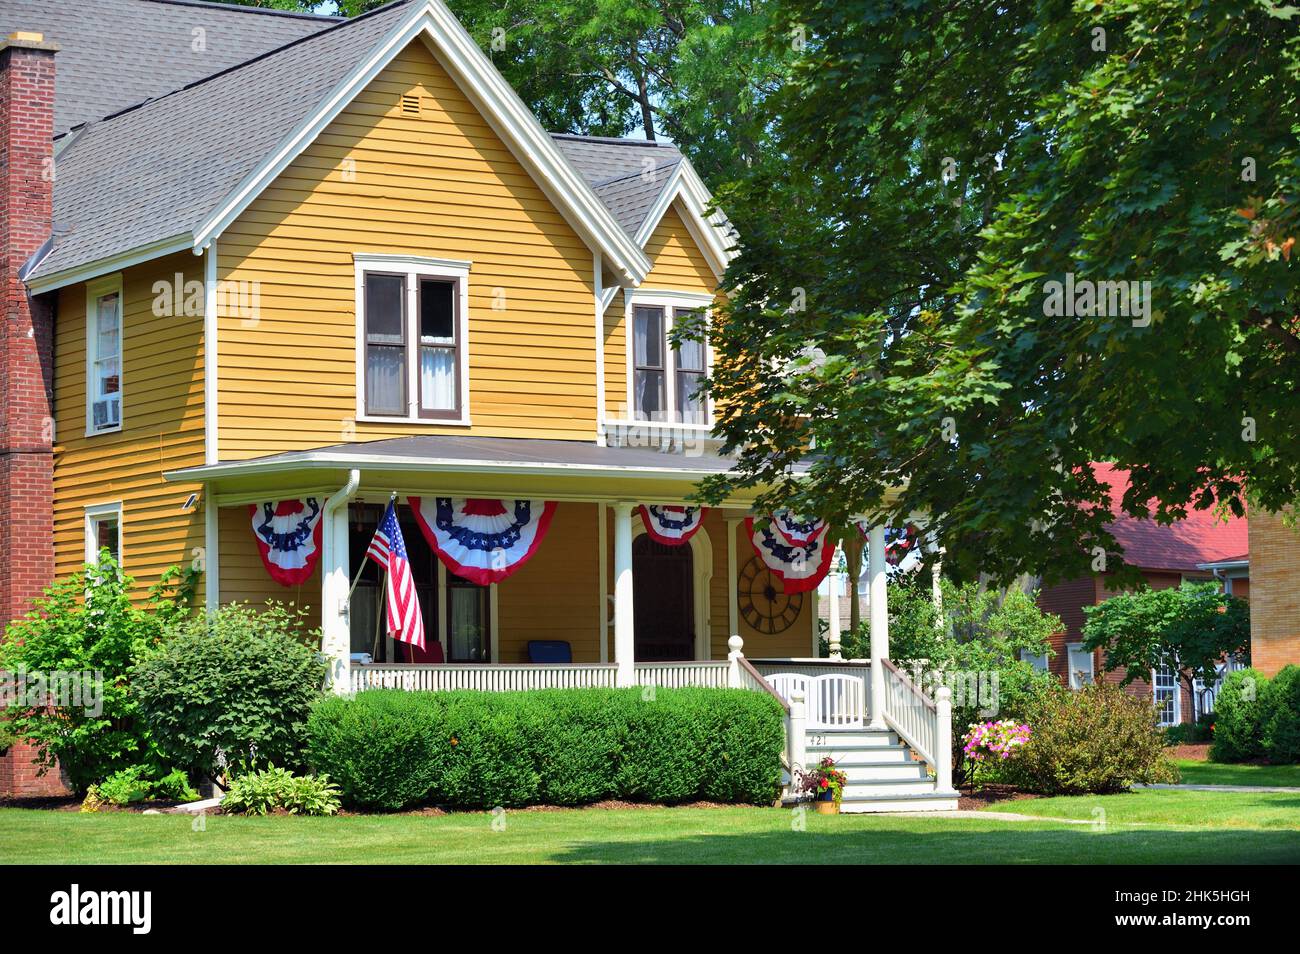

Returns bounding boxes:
[322,469,361,692]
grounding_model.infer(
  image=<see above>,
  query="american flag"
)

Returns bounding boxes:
[366,500,425,650]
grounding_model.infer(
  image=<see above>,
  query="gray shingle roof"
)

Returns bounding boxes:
[22,2,693,284]
[29,0,416,282]
[551,134,681,237]
[0,0,339,137]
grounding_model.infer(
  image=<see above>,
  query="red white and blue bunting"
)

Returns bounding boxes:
[771,510,827,548]
[248,498,324,586]
[639,504,708,546]
[746,515,836,594]
[855,520,921,569]
[408,497,557,586]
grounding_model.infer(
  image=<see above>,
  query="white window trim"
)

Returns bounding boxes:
[1066,641,1094,690]
[84,501,123,564]
[353,254,472,426]
[622,289,714,428]
[85,273,124,436]
[1153,664,1182,727]
[1018,648,1049,673]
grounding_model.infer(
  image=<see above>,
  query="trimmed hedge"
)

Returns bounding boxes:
[1262,666,1300,763]
[1209,668,1267,763]
[307,687,785,811]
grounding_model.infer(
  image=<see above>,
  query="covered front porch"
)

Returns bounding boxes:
[170,433,955,808]
[167,434,900,694]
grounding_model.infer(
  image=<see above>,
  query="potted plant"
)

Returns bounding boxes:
[797,756,848,814]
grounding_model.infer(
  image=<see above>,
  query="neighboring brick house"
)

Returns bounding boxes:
[1034,463,1249,727]
[1244,510,1300,677]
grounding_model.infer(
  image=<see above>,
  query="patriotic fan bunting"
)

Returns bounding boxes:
[408,497,557,585]
[745,516,835,594]
[855,520,921,569]
[248,498,324,586]
[771,510,827,548]
[639,505,709,545]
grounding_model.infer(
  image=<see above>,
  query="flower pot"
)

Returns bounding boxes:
[815,799,839,815]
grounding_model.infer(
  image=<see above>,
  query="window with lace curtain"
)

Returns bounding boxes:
[356,255,469,423]
[628,295,711,425]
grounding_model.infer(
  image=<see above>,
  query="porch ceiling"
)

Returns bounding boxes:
[164,434,805,505]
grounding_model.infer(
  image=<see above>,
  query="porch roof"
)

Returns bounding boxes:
[165,434,807,503]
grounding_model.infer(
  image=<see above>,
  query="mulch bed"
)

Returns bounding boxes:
[1169,743,1211,761]
[956,783,1040,810]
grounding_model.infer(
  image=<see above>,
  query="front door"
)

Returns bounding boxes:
[633,535,694,661]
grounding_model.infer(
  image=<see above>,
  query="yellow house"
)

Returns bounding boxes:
[6,0,956,810]
[21,0,815,679]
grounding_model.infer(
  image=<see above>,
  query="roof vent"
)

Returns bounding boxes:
[399,93,422,116]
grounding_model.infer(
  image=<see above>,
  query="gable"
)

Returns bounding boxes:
[641,201,718,294]
[216,38,601,456]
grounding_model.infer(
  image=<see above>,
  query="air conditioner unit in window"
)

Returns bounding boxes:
[92,399,118,429]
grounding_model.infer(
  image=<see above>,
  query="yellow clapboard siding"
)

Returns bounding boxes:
[217,40,605,457]
[642,203,718,293]
[52,252,208,603]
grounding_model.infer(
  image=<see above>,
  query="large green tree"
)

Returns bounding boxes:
[697,0,1300,584]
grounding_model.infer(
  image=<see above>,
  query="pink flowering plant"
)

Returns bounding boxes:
[961,719,1031,784]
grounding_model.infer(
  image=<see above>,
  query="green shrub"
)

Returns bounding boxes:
[307,687,785,811]
[0,553,195,792]
[80,764,200,812]
[133,602,328,781]
[0,717,15,755]
[1209,668,1268,762]
[1166,711,1215,745]
[222,765,340,816]
[1262,665,1300,763]
[1000,682,1178,795]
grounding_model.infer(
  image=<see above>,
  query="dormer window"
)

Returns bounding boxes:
[628,292,711,426]
[355,255,470,425]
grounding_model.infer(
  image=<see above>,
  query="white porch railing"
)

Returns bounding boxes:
[633,660,731,688]
[879,658,954,793]
[350,663,618,693]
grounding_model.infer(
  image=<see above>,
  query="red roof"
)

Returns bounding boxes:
[1089,463,1248,573]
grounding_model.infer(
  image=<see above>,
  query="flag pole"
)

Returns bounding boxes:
[346,492,399,602]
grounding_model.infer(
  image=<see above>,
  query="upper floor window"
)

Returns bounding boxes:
[629,295,710,425]
[355,255,470,424]
[86,275,123,434]
[1067,642,1094,690]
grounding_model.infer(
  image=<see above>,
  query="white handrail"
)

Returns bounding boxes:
[879,659,954,793]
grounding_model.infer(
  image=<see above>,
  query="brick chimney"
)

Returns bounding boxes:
[0,32,58,631]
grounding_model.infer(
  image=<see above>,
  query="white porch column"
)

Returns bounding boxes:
[867,523,889,728]
[827,543,843,659]
[321,470,361,695]
[613,500,636,687]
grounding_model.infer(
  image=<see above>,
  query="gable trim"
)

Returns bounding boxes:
[634,159,734,280]
[192,1,650,284]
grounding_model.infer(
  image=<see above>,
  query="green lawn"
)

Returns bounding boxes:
[1174,759,1300,788]
[1,789,1297,864]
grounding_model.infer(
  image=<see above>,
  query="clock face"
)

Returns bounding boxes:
[737,556,803,635]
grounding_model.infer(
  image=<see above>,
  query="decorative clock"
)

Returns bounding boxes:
[737,556,803,635]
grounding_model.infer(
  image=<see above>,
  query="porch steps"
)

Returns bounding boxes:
[804,726,959,813]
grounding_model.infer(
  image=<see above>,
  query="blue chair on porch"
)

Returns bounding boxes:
[527,640,572,663]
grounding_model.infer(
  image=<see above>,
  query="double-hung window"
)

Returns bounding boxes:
[629,296,710,425]
[1066,642,1094,689]
[86,275,123,434]
[1153,664,1180,726]
[356,256,469,423]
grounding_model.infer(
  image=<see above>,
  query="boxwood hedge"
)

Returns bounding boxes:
[307,686,785,811]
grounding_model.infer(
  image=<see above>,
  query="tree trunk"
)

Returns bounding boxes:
[635,68,655,141]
